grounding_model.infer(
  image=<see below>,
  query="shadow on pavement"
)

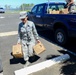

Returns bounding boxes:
[29,55,40,63]
[10,52,26,64]
[10,58,26,64]
[46,55,60,60]
[10,55,40,65]
[58,50,76,75]
[60,62,76,75]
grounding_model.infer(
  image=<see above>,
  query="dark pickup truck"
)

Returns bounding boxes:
[28,2,76,45]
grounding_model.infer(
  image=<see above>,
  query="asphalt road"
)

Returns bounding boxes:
[0,13,76,75]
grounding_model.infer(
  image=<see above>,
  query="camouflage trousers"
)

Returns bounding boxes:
[22,42,35,61]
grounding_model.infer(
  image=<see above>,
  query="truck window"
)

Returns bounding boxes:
[47,4,65,14]
[37,5,44,14]
[49,4,64,11]
[49,5,59,11]
[58,5,64,10]
[31,5,37,13]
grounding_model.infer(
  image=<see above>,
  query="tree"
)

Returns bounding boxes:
[20,3,34,11]
[5,5,11,10]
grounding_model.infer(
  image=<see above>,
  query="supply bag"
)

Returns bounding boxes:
[33,42,46,55]
[12,44,23,58]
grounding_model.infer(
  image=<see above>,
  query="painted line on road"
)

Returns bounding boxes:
[0,72,3,75]
[0,17,5,19]
[0,31,18,37]
[15,54,70,75]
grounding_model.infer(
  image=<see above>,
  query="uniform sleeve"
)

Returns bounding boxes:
[32,22,39,40]
[17,24,22,43]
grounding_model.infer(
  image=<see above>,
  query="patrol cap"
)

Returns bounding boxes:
[19,11,27,19]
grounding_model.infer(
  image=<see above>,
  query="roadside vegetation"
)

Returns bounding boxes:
[4,3,34,14]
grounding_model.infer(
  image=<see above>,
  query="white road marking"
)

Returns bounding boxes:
[15,54,70,75]
[0,31,18,37]
[0,17,5,19]
[0,72,3,75]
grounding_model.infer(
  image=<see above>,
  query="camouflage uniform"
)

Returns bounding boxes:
[65,0,76,13]
[17,21,39,61]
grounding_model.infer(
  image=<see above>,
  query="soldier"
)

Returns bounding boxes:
[65,0,76,13]
[17,11,41,67]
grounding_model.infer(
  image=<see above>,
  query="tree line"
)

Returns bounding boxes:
[5,3,34,11]
[20,3,34,11]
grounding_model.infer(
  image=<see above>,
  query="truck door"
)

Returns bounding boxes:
[43,4,58,29]
[29,4,44,26]
[35,4,44,26]
[32,4,44,26]
[28,5,38,23]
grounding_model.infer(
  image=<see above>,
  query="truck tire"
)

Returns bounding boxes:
[55,29,67,45]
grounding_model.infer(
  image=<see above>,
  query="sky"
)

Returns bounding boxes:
[0,0,66,8]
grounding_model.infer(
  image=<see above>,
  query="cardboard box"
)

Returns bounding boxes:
[61,8,69,14]
[33,43,46,55]
[50,10,59,14]
[12,44,23,58]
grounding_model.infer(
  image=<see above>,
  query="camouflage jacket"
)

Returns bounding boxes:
[17,20,39,44]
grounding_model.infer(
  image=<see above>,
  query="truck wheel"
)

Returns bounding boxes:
[55,29,67,45]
